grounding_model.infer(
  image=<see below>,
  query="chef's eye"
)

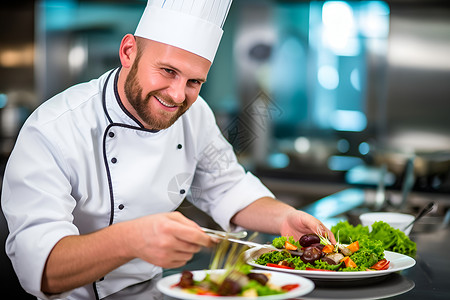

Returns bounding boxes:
[163,68,175,75]
[188,79,201,85]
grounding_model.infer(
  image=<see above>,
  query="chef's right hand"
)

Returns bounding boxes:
[125,211,215,268]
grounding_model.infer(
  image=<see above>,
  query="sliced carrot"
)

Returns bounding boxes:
[285,241,298,251]
[341,256,357,268]
[347,241,360,253]
[322,244,334,253]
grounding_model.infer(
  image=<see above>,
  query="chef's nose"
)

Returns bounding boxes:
[168,79,187,104]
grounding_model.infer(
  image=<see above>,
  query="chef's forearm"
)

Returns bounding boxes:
[41,222,133,294]
[230,197,296,235]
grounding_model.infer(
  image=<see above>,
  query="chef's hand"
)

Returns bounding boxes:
[280,210,336,244]
[127,211,215,268]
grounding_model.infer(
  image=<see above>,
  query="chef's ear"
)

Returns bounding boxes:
[119,34,138,68]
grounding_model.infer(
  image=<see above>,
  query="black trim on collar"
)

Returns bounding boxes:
[103,67,159,133]
[112,69,147,128]
[102,69,116,124]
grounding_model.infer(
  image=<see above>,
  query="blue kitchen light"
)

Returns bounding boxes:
[328,155,364,171]
[359,142,370,155]
[267,152,290,169]
[337,138,350,153]
[318,65,339,90]
[330,110,367,132]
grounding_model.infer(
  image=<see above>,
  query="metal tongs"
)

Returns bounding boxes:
[200,227,248,239]
[201,227,278,250]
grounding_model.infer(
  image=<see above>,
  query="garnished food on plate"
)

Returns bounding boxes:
[256,233,385,272]
[172,269,299,297]
[171,233,303,297]
[255,221,416,272]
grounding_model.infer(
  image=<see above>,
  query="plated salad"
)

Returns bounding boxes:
[256,234,386,272]
[171,233,302,297]
[255,221,416,272]
[172,268,299,297]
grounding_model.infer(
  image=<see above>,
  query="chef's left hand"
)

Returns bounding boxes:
[279,210,336,244]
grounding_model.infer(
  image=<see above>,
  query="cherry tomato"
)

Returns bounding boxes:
[299,234,320,247]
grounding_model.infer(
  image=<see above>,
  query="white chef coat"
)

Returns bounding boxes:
[1,68,274,299]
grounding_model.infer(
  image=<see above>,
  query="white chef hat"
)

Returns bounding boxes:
[134,0,233,63]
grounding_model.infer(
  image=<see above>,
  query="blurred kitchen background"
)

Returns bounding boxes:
[1,0,450,297]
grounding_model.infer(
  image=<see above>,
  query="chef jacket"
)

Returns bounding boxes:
[1,68,275,299]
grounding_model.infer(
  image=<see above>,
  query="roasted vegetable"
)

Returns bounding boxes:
[324,252,345,265]
[299,233,320,247]
[177,270,194,288]
[301,246,323,264]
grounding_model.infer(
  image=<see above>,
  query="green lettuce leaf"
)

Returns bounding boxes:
[331,220,416,257]
[369,221,416,257]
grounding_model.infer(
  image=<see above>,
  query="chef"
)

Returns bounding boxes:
[1,0,335,299]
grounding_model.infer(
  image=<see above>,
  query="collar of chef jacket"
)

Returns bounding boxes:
[103,68,157,130]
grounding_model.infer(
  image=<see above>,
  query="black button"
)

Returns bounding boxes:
[99,277,105,281]
[111,157,117,164]
[180,189,185,194]
[109,132,115,138]
[118,204,124,210]
[177,144,182,149]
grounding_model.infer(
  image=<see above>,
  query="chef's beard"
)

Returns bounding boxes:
[123,54,189,130]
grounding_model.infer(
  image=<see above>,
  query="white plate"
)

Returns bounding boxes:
[244,247,416,280]
[157,269,315,300]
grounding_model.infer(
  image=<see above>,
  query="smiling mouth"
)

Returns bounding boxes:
[155,96,176,108]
